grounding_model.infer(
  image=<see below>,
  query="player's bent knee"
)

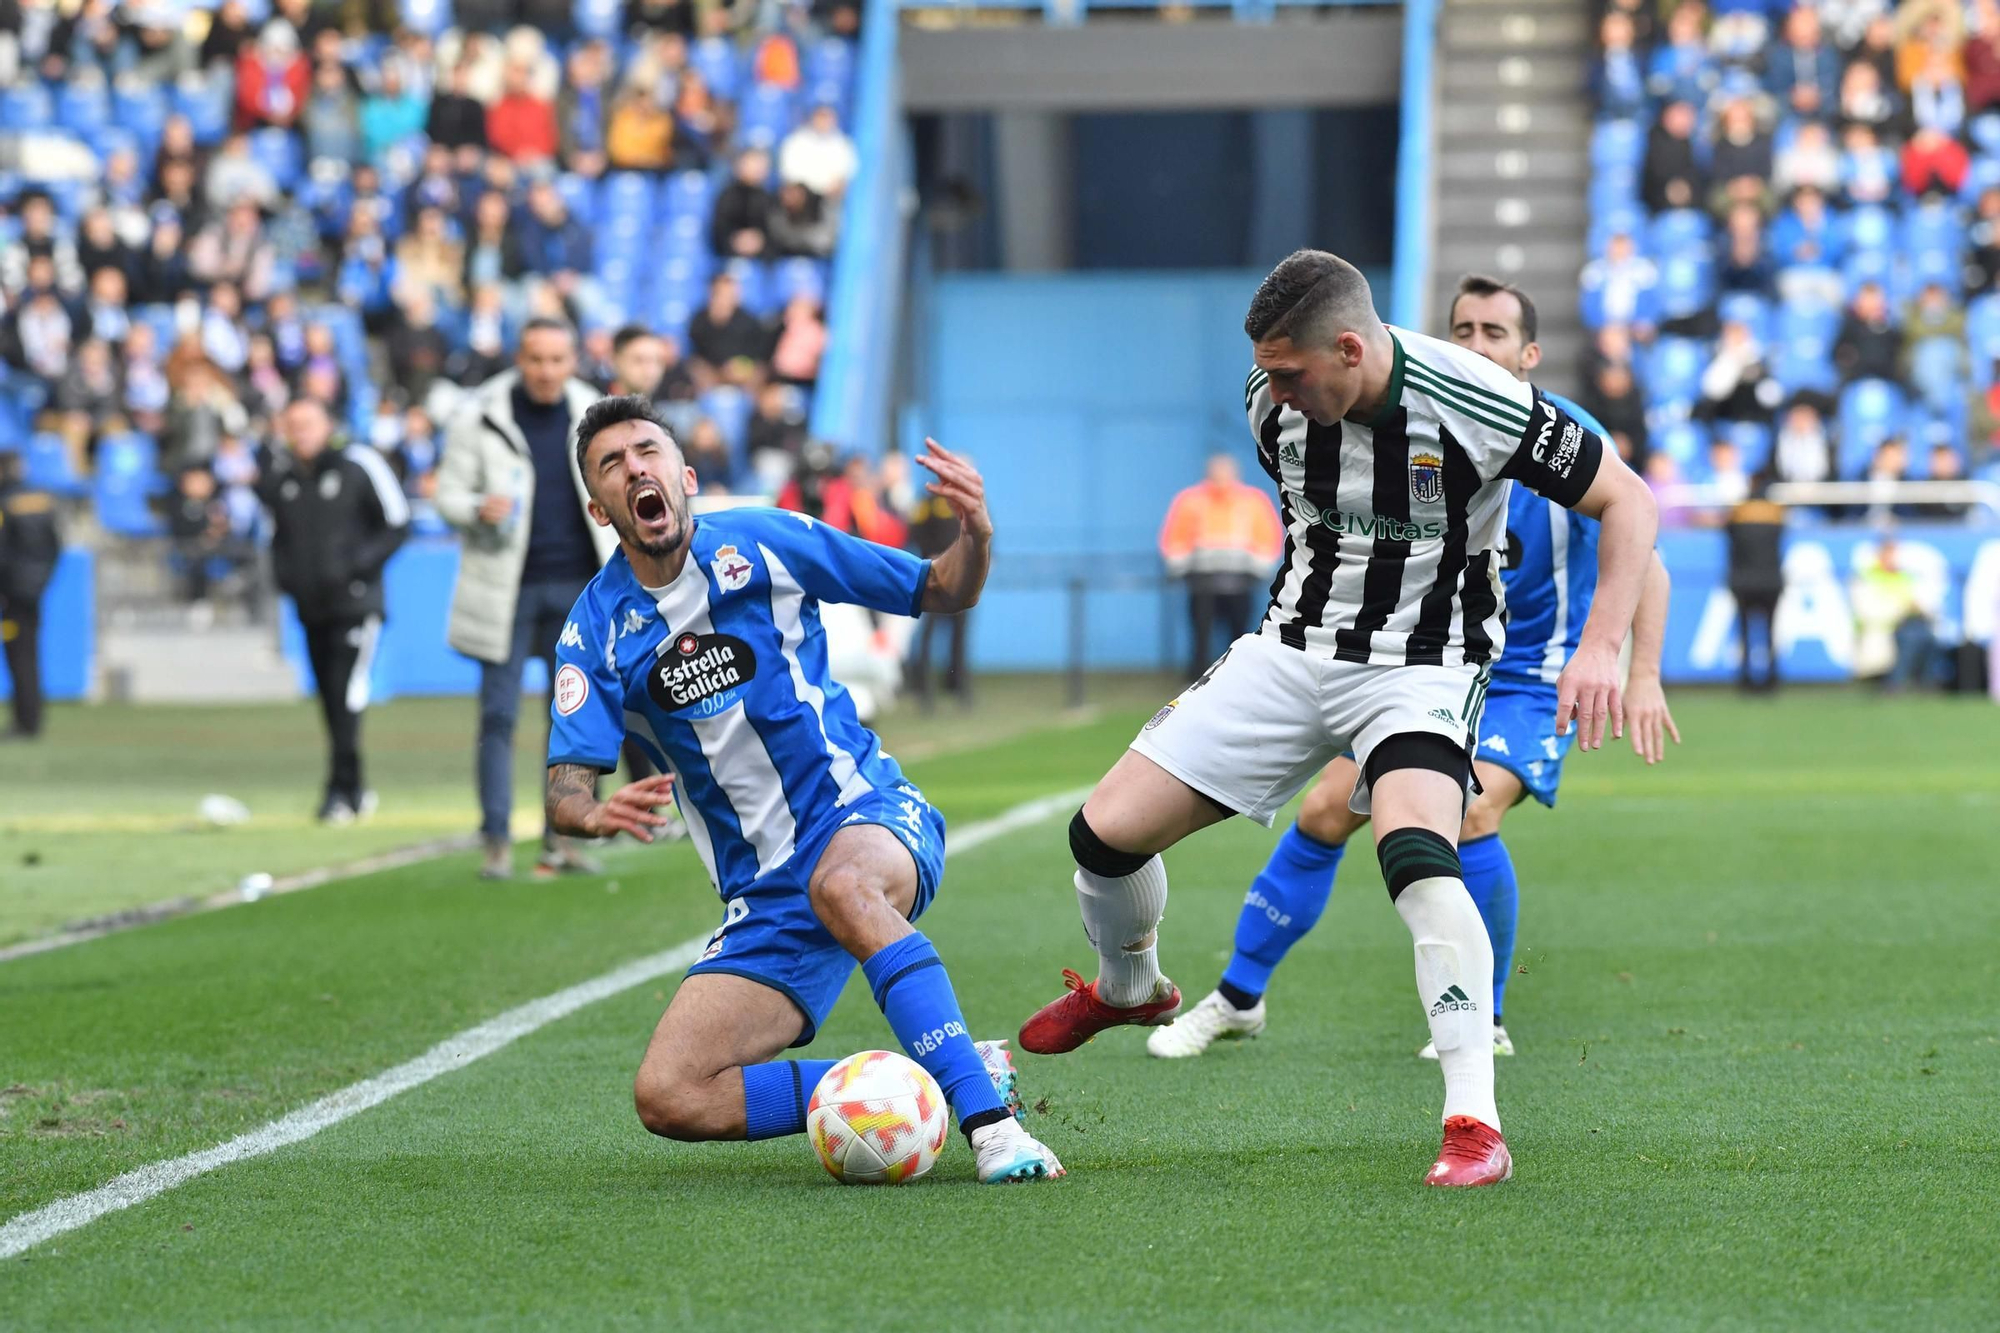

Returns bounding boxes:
[1069,809,1152,877]
[1459,799,1506,842]
[1297,782,1365,846]
[633,1068,734,1141]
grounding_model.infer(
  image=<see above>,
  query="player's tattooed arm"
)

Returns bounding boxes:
[546,765,678,843]
[915,438,992,615]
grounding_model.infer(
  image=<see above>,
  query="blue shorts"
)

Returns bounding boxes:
[1471,680,1571,808]
[683,782,947,1047]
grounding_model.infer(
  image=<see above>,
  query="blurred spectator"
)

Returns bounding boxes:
[397,406,442,493]
[768,182,837,258]
[672,69,722,171]
[488,58,559,164]
[304,58,365,164]
[396,206,467,308]
[1852,537,1938,690]
[451,284,513,385]
[463,190,527,291]
[299,321,349,410]
[1773,401,1834,482]
[426,58,490,152]
[243,333,292,420]
[387,289,452,404]
[7,193,83,293]
[361,58,428,164]
[1698,320,1783,424]
[1158,454,1284,677]
[629,0,696,38]
[1837,58,1900,134]
[605,84,677,171]
[1970,358,2000,461]
[1901,126,1970,196]
[1593,11,1647,120]
[843,453,908,547]
[682,416,735,490]
[1901,281,1965,384]
[687,273,770,380]
[778,440,842,520]
[1770,184,1840,267]
[1840,123,1898,204]
[206,133,279,211]
[1966,186,2000,292]
[236,21,309,131]
[746,381,807,490]
[1822,0,1889,52]
[1709,96,1774,214]
[1773,122,1841,196]
[780,105,859,200]
[1834,282,1903,382]
[0,453,62,742]
[556,40,613,176]
[1580,231,1659,333]
[76,209,138,290]
[1895,2,1963,91]
[1926,440,1972,518]
[1766,6,1839,118]
[1855,435,1913,523]
[163,356,248,474]
[81,267,132,346]
[189,199,277,302]
[1705,438,1753,506]
[1718,203,1777,295]
[166,466,235,605]
[201,282,251,374]
[1968,5,2000,115]
[1907,45,1966,135]
[51,337,123,461]
[1725,476,1787,693]
[518,181,593,303]
[770,295,826,387]
[712,148,775,257]
[755,30,801,90]
[1581,358,1649,465]
[4,288,74,387]
[434,317,611,879]
[1646,4,1717,107]
[122,323,171,435]
[1643,100,1705,212]
[202,0,257,68]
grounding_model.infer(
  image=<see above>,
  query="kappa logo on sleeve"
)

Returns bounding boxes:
[558,620,586,651]
[553,663,590,716]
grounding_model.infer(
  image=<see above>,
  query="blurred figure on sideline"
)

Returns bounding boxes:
[1725,474,1787,693]
[1159,453,1283,677]
[1852,537,1939,691]
[0,453,62,741]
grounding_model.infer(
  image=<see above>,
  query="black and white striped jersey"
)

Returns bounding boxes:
[1243,325,1603,667]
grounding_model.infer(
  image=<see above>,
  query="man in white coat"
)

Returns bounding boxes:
[436,317,618,879]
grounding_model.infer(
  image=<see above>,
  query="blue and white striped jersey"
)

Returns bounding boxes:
[548,508,930,897]
[1493,393,1604,688]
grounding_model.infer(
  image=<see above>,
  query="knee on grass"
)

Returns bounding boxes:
[633,1068,740,1141]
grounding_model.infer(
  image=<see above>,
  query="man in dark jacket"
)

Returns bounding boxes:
[1726,476,1787,693]
[0,452,62,741]
[255,396,411,822]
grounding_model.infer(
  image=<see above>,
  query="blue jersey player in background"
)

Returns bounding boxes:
[1148,276,1682,1061]
[543,395,1065,1182]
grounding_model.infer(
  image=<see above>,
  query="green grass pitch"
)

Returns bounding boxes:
[2,688,1997,1330]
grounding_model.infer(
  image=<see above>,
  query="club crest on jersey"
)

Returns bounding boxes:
[648,631,757,718]
[710,544,754,592]
[1409,451,1444,504]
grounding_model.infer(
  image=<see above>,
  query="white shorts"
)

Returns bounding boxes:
[1129,632,1490,827]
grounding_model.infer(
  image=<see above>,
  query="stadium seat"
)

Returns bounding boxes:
[1772,313,1839,396]
[1589,119,1644,171]
[692,36,744,102]
[1586,205,1647,258]
[726,259,776,318]
[55,79,113,138]
[1837,379,1908,473]
[1968,293,2000,385]
[93,434,166,537]
[554,172,599,228]
[171,75,232,145]
[399,0,454,36]
[1647,208,1712,256]
[1907,338,1965,414]
[773,257,827,307]
[573,0,621,39]
[23,434,84,499]
[112,83,170,154]
[1900,199,1965,258]
[1840,205,1895,254]
[1652,419,1708,468]
[661,170,717,221]
[1717,293,1772,345]
[250,128,304,191]
[0,83,52,131]
[1960,154,2000,204]
[1652,254,1715,324]
[1721,420,1773,472]
[1645,337,1707,410]
[806,38,855,90]
[699,385,752,456]
[736,86,798,152]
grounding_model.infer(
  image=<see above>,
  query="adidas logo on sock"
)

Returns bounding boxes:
[1430,985,1477,1017]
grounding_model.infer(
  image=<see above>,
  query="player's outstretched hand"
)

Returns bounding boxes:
[1554,642,1623,752]
[585,773,678,842]
[1624,676,1681,765]
[915,439,992,541]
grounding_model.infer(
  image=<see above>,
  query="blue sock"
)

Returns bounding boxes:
[1218,823,1346,1005]
[1460,833,1519,1022]
[741,1058,838,1140]
[862,933,1008,1129]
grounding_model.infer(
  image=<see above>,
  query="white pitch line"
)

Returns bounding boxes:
[0,785,1093,1261]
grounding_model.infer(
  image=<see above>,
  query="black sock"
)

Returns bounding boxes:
[1217,979,1262,1012]
[960,1107,1013,1142]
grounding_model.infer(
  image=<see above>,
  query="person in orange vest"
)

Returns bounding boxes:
[1159,454,1284,677]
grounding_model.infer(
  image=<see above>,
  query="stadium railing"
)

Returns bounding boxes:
[894,0,1392,18]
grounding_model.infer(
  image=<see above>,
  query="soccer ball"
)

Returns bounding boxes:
[807,1050,950,1185]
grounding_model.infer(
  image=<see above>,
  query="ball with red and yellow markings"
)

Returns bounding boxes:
[806,1050,950,1185]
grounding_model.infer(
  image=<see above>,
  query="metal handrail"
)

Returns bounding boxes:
[1657,480,2000,519]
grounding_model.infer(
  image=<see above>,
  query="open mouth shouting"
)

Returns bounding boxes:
[629,480,671,536]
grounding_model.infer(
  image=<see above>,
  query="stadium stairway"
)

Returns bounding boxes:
[94,542,297,702]
[1427,0,1592,390]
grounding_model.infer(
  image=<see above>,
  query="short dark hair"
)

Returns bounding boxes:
[1449,274,1538,345]
[574,393,676,477]
[612,323,656,354]
[521,315,576,344]
[1243,250,1376,346]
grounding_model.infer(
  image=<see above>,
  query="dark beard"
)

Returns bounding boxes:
[615,490,691,559]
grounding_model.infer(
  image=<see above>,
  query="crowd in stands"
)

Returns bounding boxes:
[1585,0,2000,521]
[0,0,866,608]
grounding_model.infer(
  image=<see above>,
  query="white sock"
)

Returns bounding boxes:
[1075,855,1168,1007]
[1395,875,1499,1131]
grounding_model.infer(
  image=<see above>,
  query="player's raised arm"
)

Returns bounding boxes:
[1553,447,1658,752]
[915,438,993,615]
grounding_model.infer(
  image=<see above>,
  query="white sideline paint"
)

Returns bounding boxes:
[0,785,1093,1260]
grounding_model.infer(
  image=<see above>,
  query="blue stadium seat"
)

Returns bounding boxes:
[806,38,855,90]
[1721,420,1773,472]
[1586,204,1647,258]
[399,0,454,36]
[55,80,112,137]
[1907,337,1965,413]
[554,172,598,228]
[699,385,752,456]
[1590,119,1645,171]
[661,212,708,253]
[1900,199,1964,257]
[1646,337,1707,410]
[1646,208,1711,257]
[1841,249,1899,301]
[94,433,166,537]
[692,36,743,102]
[573,0,621,38]
[1960,154,2000,204]
[172,76,232,146]
[1,83,52,130]
[736,86,797,152]
[1840,204,1895,254]
[726,259,776,317]
[658,250,714,291]
[1587,169,1641,224]
[1968,293,2000,385]
[1837,378,1907,473]
[1652,254,1715,323]
[1717,292,1772,344]
[773,257,827,307]
[661,170,716,221]
[1773,312,1839,396]
[1907,246,1958,292]
[1655,419,1707,468]
[23,434,84,499]
[112,84,169,154]
[250,127,304,191]
[313,305,369,379]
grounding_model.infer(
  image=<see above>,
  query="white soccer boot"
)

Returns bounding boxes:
[1417,1023,1514,1060]
[970,1117,1066,1184]
[1146,989,1267,1059]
